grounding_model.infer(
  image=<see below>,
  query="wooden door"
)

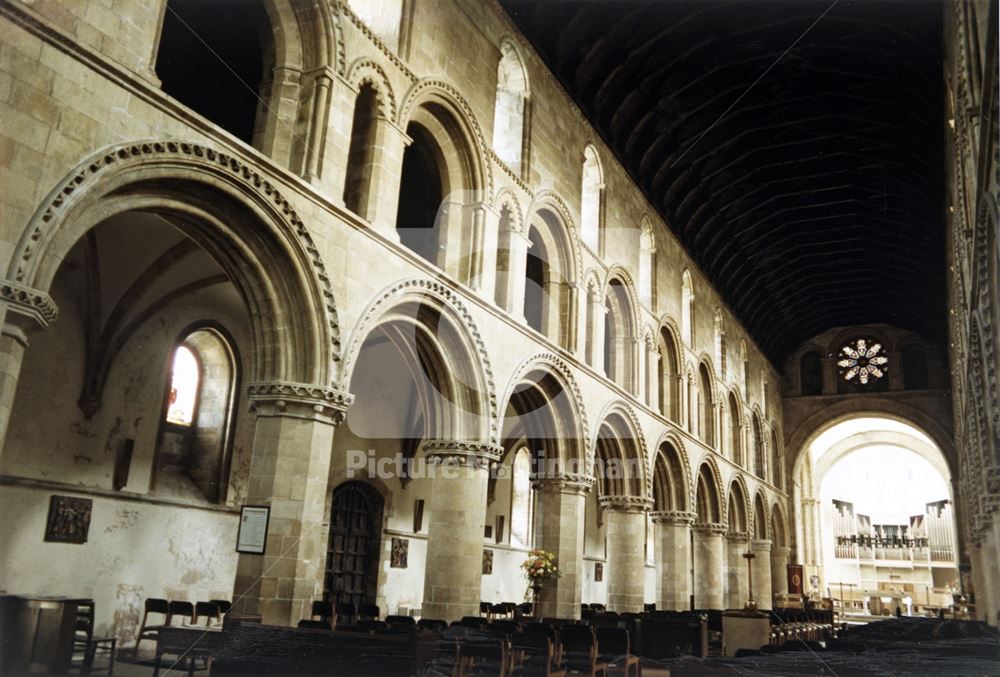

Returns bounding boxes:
[324,482,381,607]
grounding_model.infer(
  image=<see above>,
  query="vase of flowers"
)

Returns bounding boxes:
[521,549,561,616]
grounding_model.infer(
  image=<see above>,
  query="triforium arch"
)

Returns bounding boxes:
[771,502,789,547]
[591,401,649,500]
[8,141,342,388]
[603,269,640,392]
[696,357,717,447]
[522,199,579,347]
[657,317,683,422]
[651,432,691,513]
[726,388,744,465]
[499,352,590,473]
[341,278,497,442]
[395,80,492,283]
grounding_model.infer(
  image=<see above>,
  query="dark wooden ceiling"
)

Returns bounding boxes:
[501,0,945,366]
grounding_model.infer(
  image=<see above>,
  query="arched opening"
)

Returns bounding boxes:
[396,124,445,265]
[155,0,271,146]
[499,362,586,612]
[740,340,749,397]
[0,206,269,641]
[793,416,959,614]
[727,392,742,465]
[658,327,681,422]
[396,102,482,284]
[604,278,637,391]
[726,480,750,608]
[334,293,490,615]
[800,351,824,396]
[681,270,694,345]
[714,309,726,379]
[697,363,715,447]
[594,414,644,499]
[344,84,380,218]
[493,40,529,175]
[652,441,688,513]
[154,327,239,503]
[581,145,604,253]
[752,414,765,479]
[753,493,769,540]
[325,481,384,608]
[522,208,574,346]
[903,344,930,390]
[695,463,721,525]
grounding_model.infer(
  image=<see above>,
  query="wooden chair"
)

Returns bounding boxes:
[511,632,566,677]
[358,603,380,621]
[336,602,357,625]
[297,620,332,629]
[134,598,170,656]
[73,615,117,676]
[308,601,335,629]
[418,618,448,632]
[191,602,220,627]
[595,627,639,677]
[167,601,195,626]
[559,625,608,677]
[209,599,232,616]
[456,631,509,676]
[385,615,417,629]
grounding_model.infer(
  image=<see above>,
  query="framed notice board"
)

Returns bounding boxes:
[236,505,270,554]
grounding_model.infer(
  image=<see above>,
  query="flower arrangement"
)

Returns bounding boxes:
[521,549,561,583]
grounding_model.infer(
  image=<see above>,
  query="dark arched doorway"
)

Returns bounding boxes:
[325,481,384,608]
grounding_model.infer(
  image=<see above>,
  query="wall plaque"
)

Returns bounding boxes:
[45,495,92,544]
[594,562,603,582]
[236,505,270,554]
[391,537,408,568]
[482,549,494,575]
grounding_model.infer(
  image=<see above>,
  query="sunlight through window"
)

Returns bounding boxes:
[166,345,199,426]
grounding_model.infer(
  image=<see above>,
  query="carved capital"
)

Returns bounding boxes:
[247,381,354,425]
[1,280,58,344]
[422,440,502,469]
[693,521,727,536]
[650,510,696,526]
[771,545,792,559]
[726,531,750,544]
[751,538,773,552]
[532,473,594,496]
[598,494,652,513]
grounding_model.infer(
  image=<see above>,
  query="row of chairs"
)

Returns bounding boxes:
[439,621,639,677]
[135,598,233,654]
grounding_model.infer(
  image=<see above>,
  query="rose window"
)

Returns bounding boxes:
[837,338,888,385]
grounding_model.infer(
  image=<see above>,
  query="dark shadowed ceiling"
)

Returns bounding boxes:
[501,0,945,366]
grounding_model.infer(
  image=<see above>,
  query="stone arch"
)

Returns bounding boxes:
[726,474,751,533]
[750,406,766,478]
[523,198,580,346]
[9,141,341,387]
[726,387,745,465]
[494,188,525,234]
[652,430,691,513]
[499,352,589,470]
[696,356,718,446]
[346,58,398,119]
[752,490,770,539]
[771,502,789,547]
[695,458,724,524]
[397,78,493,199]
[341,277,497,441]
[603,269,640,391]
[528,193,582,284]
[591,400,649,498]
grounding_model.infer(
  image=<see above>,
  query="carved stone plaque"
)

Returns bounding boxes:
[594,562,603,582]
[482,549,494,575]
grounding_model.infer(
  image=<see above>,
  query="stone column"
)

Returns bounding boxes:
[0,282,58,457]
[692,523,726,609]
[365,116,412,239]
[232,383,353,626]
[591,294,608,374]
[771,545,790,597]
[474,204,500,302]
[601,496,651,613]
[726,533,749,609]
[534,474,593,619]
[646,342,661,413]
[652,510,695,610]
[751,539,773,610]
[420,440,501,621]
[503,227,532,319]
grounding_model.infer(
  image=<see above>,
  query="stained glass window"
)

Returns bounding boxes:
[837,338,888,385]
[166,345,199,425]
